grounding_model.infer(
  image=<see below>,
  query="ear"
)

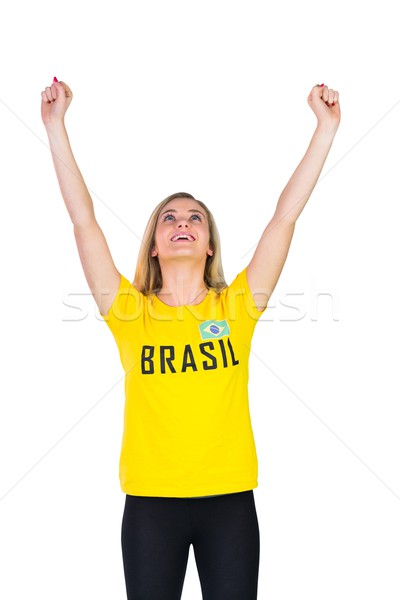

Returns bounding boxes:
[207,246,214,257]
[151,246,158,257]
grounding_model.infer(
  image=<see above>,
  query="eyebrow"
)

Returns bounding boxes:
[159,208,206,219]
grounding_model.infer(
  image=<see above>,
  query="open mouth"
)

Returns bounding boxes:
[170,234,195,242]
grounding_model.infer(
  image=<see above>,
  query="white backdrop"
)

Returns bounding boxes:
[1,0,399,598]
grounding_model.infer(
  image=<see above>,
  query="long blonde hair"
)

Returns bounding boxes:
[134,192,227,295]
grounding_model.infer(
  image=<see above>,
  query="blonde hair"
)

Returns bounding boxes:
[134,192,227,295]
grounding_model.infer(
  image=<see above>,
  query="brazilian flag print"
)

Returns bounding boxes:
[199,320,230,340]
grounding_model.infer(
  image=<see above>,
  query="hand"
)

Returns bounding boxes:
[307,84,340,132]
[41,79,73,128]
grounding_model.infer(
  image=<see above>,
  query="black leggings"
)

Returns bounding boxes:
[121,490,260,600]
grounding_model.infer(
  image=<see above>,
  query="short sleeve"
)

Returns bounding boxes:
[225,267,267,325]
[100,273,143,336]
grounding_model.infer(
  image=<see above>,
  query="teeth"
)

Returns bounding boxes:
[172,234,194,241]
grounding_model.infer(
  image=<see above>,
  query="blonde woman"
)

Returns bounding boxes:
[41,78,340,600]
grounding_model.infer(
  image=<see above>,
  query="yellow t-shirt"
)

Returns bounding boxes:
[101,267,266,497]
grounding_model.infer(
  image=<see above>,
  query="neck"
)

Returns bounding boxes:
[156,260,208,306]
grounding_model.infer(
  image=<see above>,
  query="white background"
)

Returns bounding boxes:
[1,0,399,598]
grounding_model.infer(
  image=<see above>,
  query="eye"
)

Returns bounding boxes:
[191,213,202,221]
[162,213,175,222]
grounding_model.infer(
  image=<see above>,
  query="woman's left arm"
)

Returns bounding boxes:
[247,83,341,311]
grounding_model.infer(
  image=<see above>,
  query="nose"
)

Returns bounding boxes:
[177,219,190,228]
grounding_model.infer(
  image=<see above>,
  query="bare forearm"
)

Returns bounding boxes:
[45,122,95,226]
[274,125,338,224]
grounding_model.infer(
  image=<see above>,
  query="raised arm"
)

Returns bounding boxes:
[41,78,120,316]
[246,83,341,311]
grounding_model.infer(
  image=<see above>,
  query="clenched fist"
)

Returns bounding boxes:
[41,78,73,128]
[307,83,340,132]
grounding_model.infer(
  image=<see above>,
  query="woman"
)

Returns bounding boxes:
[41,78,340,600]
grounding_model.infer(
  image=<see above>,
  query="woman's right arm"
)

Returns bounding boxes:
[41,79,120,316]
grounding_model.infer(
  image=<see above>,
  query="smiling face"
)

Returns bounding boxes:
[151,197,214,262]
